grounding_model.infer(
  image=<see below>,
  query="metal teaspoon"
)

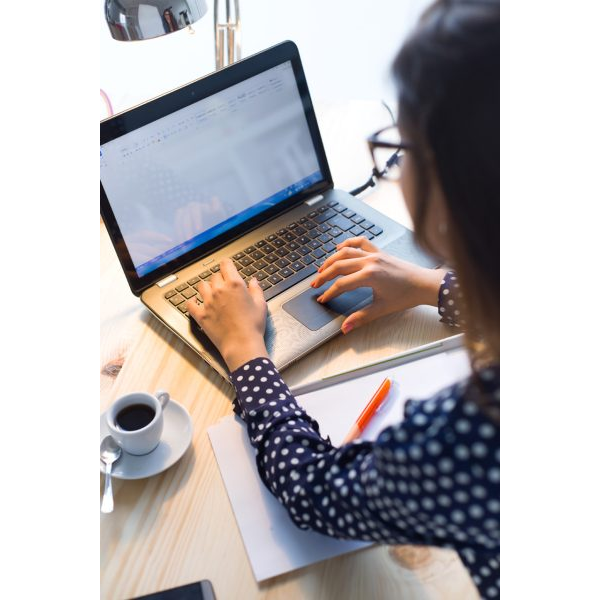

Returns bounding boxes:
[100,435,122,513]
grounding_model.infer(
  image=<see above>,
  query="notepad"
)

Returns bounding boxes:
[208,338,471,582]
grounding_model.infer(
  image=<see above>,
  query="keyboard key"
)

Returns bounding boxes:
[176,283,188,292]
[244,245,256,254]
[327,215,354,231]
[337,231,354,243]
[275,258,290,269]
[251,250,264,261]
[304,220,317,230]
[169,294,185,306]
[317,223,331,233]
[254,259,268,270]
[275,247,289,257]
[308,240,321,250]
[286,241,300,251]
[242,266,257,277]
[277,229,287,236]
[187,276,200,285]
[264,264,278,275]
[314,208,337,223]
[318,234,332,244]
[288,251,301,261]
[342,209,356,218]
[164,290,177,299]
[298,246,311,256]
[267,234,278,242]
[268,274,283,285]
[329,227,343,238]
[317,205,329,213]
[233,252,245,260]
[178,304,188,314]
[262,243,275,253]
[288,222,299,229]
[361,220,375,230]
[264,253,278,263]
[301,254,316,265]
[290,261,305,272]
[308,210,318,219]
[256,240,266,247]
[299,216,309,224]
[333,204,346,212]
[366,232,375,240]
[297,235,311,245]
[371,225,384,236]
[312,248,326,259]
[327,200,339,208]
[182,288,197,299]
[255,270,268,281]
[280,267,294,278]
[272,238,286,248]
[210,264,221,273]
[239,256,253,267]
[322,242,337,253]
[309,230,321,239]
[350,225,365,236]
[200,270,211,279]
[263,266,312,301]
[258,280,272,291]
[351,215,365,224]
[294,226,307,235]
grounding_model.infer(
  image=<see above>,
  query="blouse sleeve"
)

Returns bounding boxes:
[229,357,500,597]
[438,271,468,329]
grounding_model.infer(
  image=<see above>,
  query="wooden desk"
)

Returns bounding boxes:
[101,101,478,599]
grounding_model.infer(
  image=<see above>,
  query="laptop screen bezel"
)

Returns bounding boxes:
[100,41,333,296]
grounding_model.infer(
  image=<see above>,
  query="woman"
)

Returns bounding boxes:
[187,0,499,597]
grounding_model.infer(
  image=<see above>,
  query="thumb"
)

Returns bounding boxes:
[341,304,385,334]
[248,277,265,304]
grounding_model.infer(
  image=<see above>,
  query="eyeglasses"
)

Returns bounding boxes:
[367,126,412,182]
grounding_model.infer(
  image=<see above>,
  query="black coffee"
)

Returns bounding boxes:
[116,403,156,431]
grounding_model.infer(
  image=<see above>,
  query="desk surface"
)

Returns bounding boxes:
[100,101,478,600]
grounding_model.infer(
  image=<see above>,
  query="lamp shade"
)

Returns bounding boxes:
[105,0,208,41]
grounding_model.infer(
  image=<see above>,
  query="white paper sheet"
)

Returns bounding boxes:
[208,347,471,582]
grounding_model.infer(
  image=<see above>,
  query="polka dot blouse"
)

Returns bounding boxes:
[229,271,500,599]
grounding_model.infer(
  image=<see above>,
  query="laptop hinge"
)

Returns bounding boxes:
[156,274,177,288]
[304,194,324,206]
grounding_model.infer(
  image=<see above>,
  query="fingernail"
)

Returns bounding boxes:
[342,322,354,334]
[317,295,324,303]
[317,267,323,273]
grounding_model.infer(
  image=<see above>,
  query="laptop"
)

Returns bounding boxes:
[100,41,437,382]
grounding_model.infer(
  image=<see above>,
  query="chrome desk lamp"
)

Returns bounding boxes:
[105,0,241,70]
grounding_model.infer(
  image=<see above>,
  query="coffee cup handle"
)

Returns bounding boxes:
[155,390,170,409]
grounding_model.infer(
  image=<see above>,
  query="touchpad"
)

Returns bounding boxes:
[282,279,373,331]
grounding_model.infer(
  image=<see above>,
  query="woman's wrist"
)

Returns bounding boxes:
[414,268,448,307]
[223,337,269,372]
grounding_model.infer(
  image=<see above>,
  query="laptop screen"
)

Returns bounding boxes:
[101,60,323,278]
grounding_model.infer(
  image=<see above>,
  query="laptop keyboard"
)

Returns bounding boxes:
[163,200,384,317]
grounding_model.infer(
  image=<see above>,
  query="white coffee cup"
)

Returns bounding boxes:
[106,390,170,455]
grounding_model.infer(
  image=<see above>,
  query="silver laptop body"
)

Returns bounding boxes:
[100,41,437,383]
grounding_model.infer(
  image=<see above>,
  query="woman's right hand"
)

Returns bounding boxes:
[310,236,446,334]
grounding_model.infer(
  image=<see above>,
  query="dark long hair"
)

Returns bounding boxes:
[393,0,500,364]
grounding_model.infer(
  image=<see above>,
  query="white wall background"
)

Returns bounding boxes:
[100,0,432,118]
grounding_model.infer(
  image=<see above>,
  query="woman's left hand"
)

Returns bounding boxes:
[186,258,268,371]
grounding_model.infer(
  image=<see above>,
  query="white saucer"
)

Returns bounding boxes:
[100,399,193,480]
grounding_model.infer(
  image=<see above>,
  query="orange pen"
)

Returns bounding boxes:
[342,377,393,444]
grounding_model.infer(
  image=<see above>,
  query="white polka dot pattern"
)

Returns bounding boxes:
[438,271,468,328]
[228,352,499,596]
